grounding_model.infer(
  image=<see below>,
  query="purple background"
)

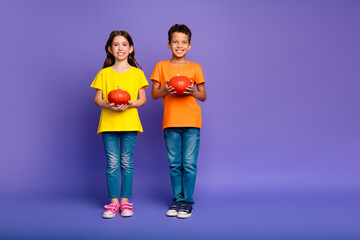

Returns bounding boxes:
[1,0,360,239]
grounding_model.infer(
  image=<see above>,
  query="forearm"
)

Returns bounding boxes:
[151,86,168,99]
[191,89,207,102]
[129,87,147,108]
[129,98,146,108]
[95,98,111,109]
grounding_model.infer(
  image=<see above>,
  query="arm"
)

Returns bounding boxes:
[94,89,114,109]
[128,87,146,108]
[184,82,207,102]
[151,80,175,100]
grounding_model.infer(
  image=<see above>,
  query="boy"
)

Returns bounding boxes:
[150,24,207,219]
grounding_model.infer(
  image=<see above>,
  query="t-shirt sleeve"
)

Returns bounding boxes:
[138,69,149,89]
[194,64,205,85]
[150,62,160,82]
[90,70,103,90]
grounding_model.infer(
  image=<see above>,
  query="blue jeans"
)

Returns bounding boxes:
[102,131,137,199]
[164,127,200,204]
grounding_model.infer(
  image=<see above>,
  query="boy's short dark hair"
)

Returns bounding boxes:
[168,24,192,44]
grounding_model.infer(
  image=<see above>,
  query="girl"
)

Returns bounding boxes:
[91,31,149,218]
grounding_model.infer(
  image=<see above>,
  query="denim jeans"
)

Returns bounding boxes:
[102,131,137,199]
[164,127,200,204]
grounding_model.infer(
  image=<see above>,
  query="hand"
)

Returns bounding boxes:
[108,102,129,112]
[165,80,176,95]
[184,80,195,95]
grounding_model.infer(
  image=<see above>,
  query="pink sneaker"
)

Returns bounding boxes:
[102,203,120,219]
[120,202,133,217]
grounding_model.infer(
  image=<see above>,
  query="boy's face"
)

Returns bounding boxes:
[168,32,191,59]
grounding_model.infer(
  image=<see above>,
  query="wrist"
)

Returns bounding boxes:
[130,102,137,108]
[162,88,169,96]
[105,103,113,109]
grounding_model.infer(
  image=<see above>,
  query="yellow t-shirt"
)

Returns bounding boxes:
[150,60,205,129]
[91,66,149,134]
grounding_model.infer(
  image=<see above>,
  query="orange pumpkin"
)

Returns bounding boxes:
[169,75,191,95]
[108,86,131,105]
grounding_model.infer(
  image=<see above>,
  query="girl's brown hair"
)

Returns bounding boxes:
[103,31,141,69]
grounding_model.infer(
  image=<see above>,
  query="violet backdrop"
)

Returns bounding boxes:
[0,0,359,239]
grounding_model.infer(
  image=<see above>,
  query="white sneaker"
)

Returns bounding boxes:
[177,202,193,219]
[102,203,120,218]
[120,202,133,217]
[166,201,180,217]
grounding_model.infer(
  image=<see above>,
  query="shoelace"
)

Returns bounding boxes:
[169,202,179,210]
[179,203,192,213]
[120,203,133,212]
[104,203,119,213]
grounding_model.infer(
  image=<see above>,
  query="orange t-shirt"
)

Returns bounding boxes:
[150,60,205,129]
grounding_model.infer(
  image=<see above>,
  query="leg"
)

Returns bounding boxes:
[181,128,200,204]
[164,128,183,202]
[102,132,121,200]
[119,131,137,199]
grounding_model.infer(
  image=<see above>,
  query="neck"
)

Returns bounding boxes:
[112,59,131,69]
[170,56,187,65]
[111,59,131,73]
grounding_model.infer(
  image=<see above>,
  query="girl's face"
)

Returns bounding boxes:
[168,32,191,59]
[108,35,134,62]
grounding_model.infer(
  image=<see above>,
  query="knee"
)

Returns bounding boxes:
[169,163,182,171]
[121,164,133,172]
[107,159,119,174]
[120,157,134,172]
[183,161,197,173]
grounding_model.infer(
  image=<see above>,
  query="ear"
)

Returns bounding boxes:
[108,46,112,54]
[168,42,171,49]
[188,43,192,51]
[129,45,134,54]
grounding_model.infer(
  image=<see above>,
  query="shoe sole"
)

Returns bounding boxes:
[166,211,178,217]
[121,212,133,217]
[102,213,118,219]
[177,213,192,219]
